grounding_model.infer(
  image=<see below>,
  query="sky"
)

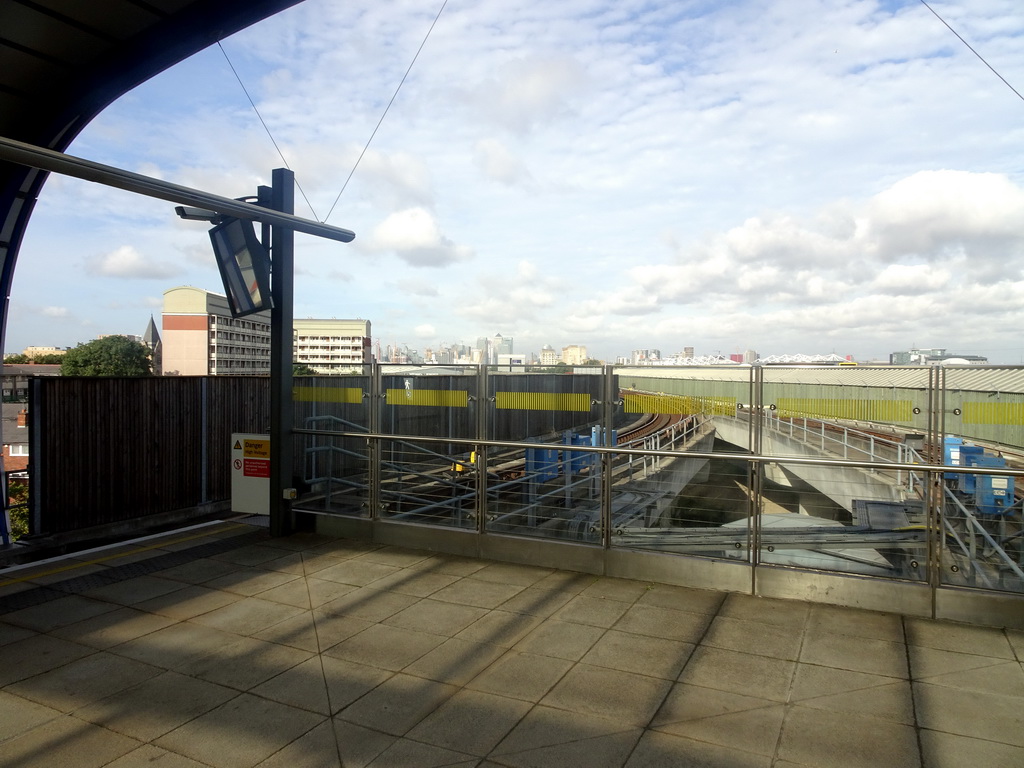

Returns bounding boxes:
[9,0,1024,363]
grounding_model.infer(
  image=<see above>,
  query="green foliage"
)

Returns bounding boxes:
[3,354,29,364]
[60,336,152,377]
[7,480,28,540]
[293,363,318,376]
[32,354,66,364]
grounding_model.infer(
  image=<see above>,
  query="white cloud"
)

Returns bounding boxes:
[9,0,1024,361]
[366,208,473,267]
[86,245,183,280]
[42,306,69,318]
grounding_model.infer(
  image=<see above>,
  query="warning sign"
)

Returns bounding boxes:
[244,458,270,478]
[231,432,270,515]
[243,439,270,459]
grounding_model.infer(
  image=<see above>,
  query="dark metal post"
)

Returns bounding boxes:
[269,168,295,537]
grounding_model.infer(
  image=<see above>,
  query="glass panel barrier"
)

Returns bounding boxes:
[292,371,372,516]
[610,366,753,561]
[939,366,1024,594]
[377,365,478,528]
[484,365,604,542]
[756,365,933,580]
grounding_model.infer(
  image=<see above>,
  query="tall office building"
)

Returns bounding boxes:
[162,286,271,375]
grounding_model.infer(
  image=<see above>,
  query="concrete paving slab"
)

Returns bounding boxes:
[919,729,1024,768]
[109,620,241,670]
[913,681,1024,747]
[407,688,532,755]
[430,577,528,609]
[0,714,142,768]
[4,593,118,632]
[0,617,36,645]
[157,556,247,584]
[50,605,177,649]
[403,636,508,686]
[496,585,576,618]
[363,568,462,597]
[353,546,438,569]
[249,655,333,714]
[719,592,810,627]
[581,629,694,680]
[678,646,796,702]
[154,692,324,768]
[540,663,673,727]
[313,559,403,587]
[625,729,770,768]
[491,705,641,768]
[579,577,651,603]
[179,635,313,691]
[554,594,633,628]
[0,633,96,686]
[790,664,915,724]
[651,682,785,756]
[0,689,63,741]
[75,670,238,740]
[469,561,554,587]
[513,618,605,661]
[799,629,909,679]
[6,649,162,713]
[209,543,297,567]
[911,652,1024,697]
[202,567,301,597]
[382,596,489,636]
[702,614,803,660]
[455,608,544,647]
[189,595,307,636]
[776,705,920,768]
[80,574,188,606]
[336,672,458,736]
[253,719,344,768]
[905,617,1016,658]
[316,585,419,622]
[133,583,242,620]
[465,650,573,702]
[634,582,726,615]
[324,622,447,671]
[806,603,905,643]
[105,744,211,767]
[365,737,478,768]
[613,603,713,643]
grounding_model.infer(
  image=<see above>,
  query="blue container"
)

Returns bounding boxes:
[566,432,592,475]
[526,446,559,482]
[943,437,964,480]
[958,445,985,493]
[973,455,1014,515]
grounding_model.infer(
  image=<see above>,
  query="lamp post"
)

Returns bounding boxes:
[177,167,344,537]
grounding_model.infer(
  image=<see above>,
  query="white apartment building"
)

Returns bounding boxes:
[293,318,371,373]
[162,286,271,375]
[561,344,588,366]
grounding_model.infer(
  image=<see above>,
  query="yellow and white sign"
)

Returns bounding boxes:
[231,433,270,515]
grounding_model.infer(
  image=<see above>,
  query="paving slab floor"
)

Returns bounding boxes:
[0,520,1022,767]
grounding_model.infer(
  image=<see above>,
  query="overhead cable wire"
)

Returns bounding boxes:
[919,0,1024,105]
[323,0,450,224]
[217,41,321,220]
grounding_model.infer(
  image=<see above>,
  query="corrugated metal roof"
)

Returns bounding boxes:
[617,365,1024,393]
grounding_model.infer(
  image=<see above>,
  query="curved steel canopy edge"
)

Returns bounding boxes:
[0,0,306,353]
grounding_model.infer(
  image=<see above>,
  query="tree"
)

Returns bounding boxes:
[293,363,318,376]
[60,336,152,377]
[3,354,29,364]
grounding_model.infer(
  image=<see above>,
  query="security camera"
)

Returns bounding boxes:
[175,206,223,223]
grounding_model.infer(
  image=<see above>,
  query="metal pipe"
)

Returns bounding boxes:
[0,135,355,243]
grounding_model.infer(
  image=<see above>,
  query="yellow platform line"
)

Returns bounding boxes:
[0,522,248,587]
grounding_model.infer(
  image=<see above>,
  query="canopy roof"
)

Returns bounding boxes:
[0,0,304,346]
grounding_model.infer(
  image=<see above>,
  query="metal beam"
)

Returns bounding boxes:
[0,135,355,243]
